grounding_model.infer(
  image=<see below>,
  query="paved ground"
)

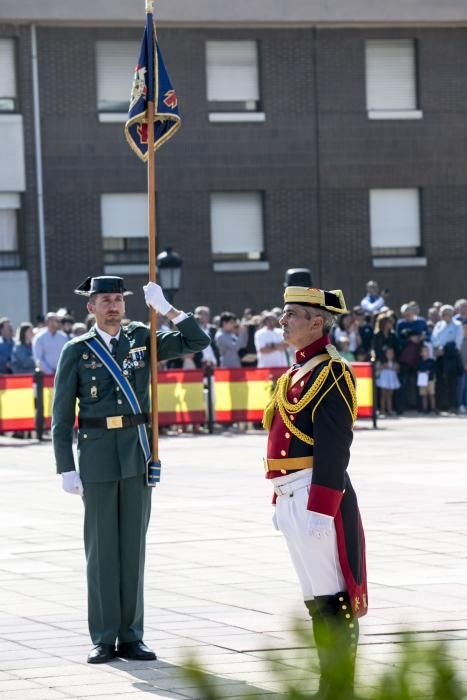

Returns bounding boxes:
[0,417,466,699]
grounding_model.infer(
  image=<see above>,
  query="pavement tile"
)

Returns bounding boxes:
[0,690,68,700]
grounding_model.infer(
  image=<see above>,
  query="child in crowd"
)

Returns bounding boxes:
[337,335,355,362]
[376,346,400,415]
[417,343,436,414]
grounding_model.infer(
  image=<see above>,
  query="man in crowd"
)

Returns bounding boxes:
[454,298,467,325]
[215,311,247,368]
[263,285,367,699]
[396,302,429,343]
[33,311,68,373]
[0,317,14,373]
[61,314,75,340]
[432,304,464,413]
[360,280,388,316]
[52,276,209,664]
[254,311,289,368]
[194,305,219,366]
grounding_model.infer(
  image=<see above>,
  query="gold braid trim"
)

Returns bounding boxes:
[262,364,330,441]
[262,360,358,440]
[311,362,358,424]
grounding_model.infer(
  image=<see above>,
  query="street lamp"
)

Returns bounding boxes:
[156,247,183,304]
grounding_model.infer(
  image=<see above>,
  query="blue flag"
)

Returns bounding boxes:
[125,11,181,161]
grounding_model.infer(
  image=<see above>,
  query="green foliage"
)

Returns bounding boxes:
[182,624,466,700]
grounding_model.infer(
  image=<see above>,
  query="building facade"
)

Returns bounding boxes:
[1,2,467,324]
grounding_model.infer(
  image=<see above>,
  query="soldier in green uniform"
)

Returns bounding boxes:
[52,276,210,664]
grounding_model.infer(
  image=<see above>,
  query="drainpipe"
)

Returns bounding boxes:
[31,24,48,315]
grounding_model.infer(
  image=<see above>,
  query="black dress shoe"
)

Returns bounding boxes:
[117,640,157,660]
[87,644,116,664]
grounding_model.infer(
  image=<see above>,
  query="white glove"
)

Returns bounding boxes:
[62,471,84,496]
[143,282,173,315]
[272,510,279,531]
[307,511,333,538]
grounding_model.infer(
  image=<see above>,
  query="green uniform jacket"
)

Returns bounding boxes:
[52,315,209,482]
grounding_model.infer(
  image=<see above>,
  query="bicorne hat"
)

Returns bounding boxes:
[284,287,349,314]
[74,276,133,297]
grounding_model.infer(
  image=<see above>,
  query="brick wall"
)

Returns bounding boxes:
[3,24,467,321]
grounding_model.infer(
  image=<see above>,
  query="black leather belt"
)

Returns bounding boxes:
[78,413,150,430]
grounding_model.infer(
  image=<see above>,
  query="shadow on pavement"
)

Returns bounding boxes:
[112,656,278,698]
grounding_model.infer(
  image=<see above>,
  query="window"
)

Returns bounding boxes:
[365,39,421,119]
[206,41,264,122]
[369,189,421,258]
[101,194,147,268]
[0,193,20,269]
[210,192,264,262]
[96,41,139,116]
[0,39,17,112]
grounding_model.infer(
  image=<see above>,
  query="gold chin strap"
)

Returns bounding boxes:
[262,352,358,441]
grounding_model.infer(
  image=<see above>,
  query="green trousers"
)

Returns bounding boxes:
[83,475,152,645]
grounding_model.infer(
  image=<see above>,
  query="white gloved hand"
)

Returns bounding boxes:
[143,282,173,315]
[62,471,84,496]
[307,511,333,538]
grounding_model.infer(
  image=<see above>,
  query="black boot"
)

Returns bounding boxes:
[305,592,359,700]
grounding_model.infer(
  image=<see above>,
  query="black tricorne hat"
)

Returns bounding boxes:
[74,276,133,297]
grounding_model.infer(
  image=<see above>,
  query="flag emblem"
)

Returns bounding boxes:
[163,90,178,110]
[125,12,181,161]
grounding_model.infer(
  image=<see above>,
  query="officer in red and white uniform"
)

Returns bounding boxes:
[263,286,367,700]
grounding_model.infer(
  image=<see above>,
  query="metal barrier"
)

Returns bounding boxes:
[0,362,376,435]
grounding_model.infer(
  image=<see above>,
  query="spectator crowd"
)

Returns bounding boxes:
[1,280,466,417]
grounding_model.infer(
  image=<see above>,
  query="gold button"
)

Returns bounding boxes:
[345,613,351,619]
[293,397,298,404]
[280,469,287,474]
[339,596,344,602]
[289,415,295,422]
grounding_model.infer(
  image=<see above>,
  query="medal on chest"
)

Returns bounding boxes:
[125,346,146,371]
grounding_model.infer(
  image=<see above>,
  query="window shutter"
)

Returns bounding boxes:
[210,192,264,257]
[0,210,18,251]
[370,189,420,249]
[101,194,147,238]
[0,39,16,108]
[96,41,139,111]
[206,41,259,102]
[366,40,417,111]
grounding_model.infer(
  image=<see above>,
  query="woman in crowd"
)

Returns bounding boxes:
[373,313,400,362]
[11,322,35,374]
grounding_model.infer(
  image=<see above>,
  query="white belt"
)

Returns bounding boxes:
[273,472,312,497]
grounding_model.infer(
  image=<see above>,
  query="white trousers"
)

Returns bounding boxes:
[273,470,346,601]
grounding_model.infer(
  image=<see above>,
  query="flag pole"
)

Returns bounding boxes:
[146,0,159,470]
